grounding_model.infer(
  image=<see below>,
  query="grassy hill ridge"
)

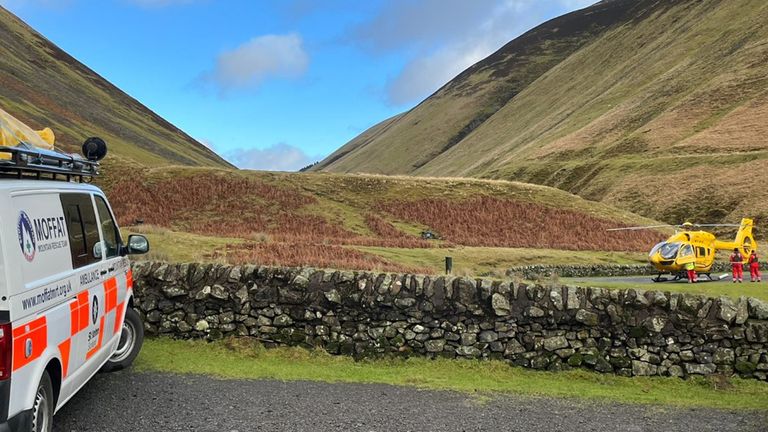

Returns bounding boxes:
[0,6,232,168]
[314,0,768,226]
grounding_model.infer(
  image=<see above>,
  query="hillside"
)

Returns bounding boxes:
[0,6,231,168]
[104,167,665,273]
[314,0,768,226]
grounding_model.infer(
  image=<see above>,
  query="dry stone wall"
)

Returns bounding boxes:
[131,262,768,380]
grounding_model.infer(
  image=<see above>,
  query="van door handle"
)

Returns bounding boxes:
[100,270,108,276]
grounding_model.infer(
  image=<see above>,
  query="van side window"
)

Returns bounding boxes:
[60,193,100,268]
[95,196,121,258]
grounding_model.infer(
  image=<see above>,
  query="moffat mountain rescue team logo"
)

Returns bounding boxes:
[17,211,36,262]
[16,211,69,262]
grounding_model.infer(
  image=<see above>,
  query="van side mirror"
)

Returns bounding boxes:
[93,241,103,259]
[126,234,149,255]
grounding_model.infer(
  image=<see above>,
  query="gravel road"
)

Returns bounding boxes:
[51,370,767,432]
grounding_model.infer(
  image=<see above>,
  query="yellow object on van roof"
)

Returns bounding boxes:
[0,107,56,160]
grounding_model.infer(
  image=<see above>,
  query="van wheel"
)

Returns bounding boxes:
[101,307,144,372]
[31,371,54,432]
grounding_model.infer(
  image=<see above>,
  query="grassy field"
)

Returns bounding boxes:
[357,246,647,277]
[562,277,768,302]
[120,225,244,263]
[122,224,650,274]
[135,338,768,411]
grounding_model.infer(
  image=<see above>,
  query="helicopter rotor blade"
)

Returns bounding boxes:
[689,223,745,227]
[606,225,676,231]
[607,222,755,232]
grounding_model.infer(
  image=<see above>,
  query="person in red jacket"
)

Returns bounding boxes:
[748,250,761,282]
[730,248,744,283]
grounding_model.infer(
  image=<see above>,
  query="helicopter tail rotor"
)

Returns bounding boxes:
[735,218,756,256]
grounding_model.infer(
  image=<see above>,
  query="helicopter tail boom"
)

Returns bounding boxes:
[713,218,755,258]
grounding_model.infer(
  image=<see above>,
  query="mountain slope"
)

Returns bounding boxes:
[314,0,636,174]
[0,6,232,168]
[315,0,768,225]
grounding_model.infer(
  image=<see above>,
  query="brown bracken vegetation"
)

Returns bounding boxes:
[378,196,663,251]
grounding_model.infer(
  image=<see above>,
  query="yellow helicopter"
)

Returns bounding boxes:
[609,218,756,282]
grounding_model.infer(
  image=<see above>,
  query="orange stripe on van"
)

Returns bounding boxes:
[104,278,118,313]
[69,302,79,336]
[86,316,105,360]
[12,316,47,372]
[114,302,125,335]
[70,292,90,336]
[58,339,71,377]
[126,269,134,292]
[104,277,118,313]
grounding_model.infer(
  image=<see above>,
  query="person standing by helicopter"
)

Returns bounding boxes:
[684,261,697,283]
[730,248,744,283]
[748,250,761,282]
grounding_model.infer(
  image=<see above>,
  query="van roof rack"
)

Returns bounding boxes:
[0,144,99,182]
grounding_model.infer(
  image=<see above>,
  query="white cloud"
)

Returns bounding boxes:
[387,33,507,105]
[207,33,309,91]
[559,0,597,10]
[352,0,597,106]
[351,0,495,54]
[197,138,217,151]
[226,143,321,172]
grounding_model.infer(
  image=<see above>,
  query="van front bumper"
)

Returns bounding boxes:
[0,410,32,432]
[0,379,31,432]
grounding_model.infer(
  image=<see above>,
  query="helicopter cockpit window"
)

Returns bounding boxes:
[649,242,665,257]
[658,242,681,260]
[680,244,694,258]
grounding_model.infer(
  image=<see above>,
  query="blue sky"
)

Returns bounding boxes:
[1,0,595,170]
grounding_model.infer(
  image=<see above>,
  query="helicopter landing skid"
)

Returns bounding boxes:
[652,273,684,282]
[652,272,713,282]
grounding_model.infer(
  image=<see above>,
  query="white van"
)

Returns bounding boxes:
[0,128,148,431]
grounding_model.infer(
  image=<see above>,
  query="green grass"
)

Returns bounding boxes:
[562,278,768,302]
[356,246,647,277]
[120,225,243,263]
[135,338,768,410]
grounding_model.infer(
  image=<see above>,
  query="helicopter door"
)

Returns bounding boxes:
[678,244,695,265]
